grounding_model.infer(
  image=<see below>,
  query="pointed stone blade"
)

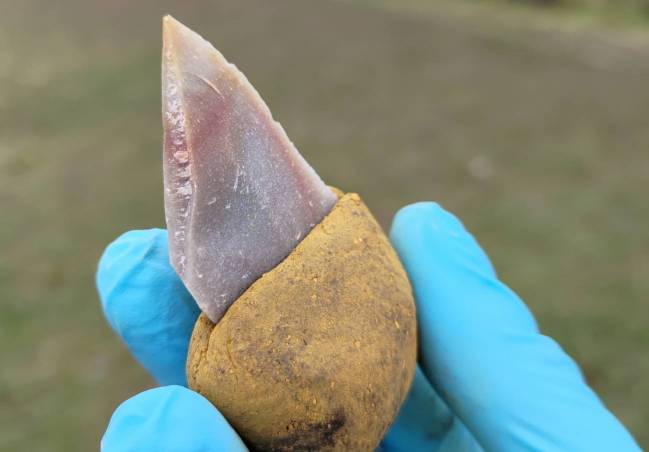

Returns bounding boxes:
[162,16,337,322]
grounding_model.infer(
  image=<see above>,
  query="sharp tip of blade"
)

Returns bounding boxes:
[162,15,176,53]
[162,16,212,55]
[162,16,193,71]
[162,16,232,75]
[162,15,191,47]
[162,14,179,30]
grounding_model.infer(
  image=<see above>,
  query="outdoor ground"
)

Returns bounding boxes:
[0,0,647,449]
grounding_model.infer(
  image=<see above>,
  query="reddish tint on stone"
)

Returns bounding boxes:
[162,16,336,322]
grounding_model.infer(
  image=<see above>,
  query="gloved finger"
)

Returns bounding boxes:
[390,203,639,451]
[381,365,481,452]
[102,385,247,451]
[97,229,200,386]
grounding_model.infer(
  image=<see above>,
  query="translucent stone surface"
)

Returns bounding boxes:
[162,16,336,322]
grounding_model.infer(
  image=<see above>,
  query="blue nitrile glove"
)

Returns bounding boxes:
[97,230,246,452]
[96,204,640,452]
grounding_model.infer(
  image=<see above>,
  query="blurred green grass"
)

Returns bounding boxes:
[477,0,649,27]
[0,0,647,449]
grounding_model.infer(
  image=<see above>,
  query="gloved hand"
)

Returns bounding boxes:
[97,203,640,451]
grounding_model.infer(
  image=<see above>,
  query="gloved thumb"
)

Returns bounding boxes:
[102,386,247,451]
